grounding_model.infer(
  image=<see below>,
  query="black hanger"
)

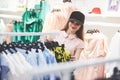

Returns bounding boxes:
[31,42,39,53]
[16,41,27,50]
[63,0,71,3]
[44,41,51,49]
[110,67,120,80]
[118,30,120,32]
[54,41,59,47]
[27,42,32,51]
[36,41,44,51]
[2,41,13,54]
[87,29,92,34]
[0,44,6,54]
[35,42,39,53]
[9,42,17,53]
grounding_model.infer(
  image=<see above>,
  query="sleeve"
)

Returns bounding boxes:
[76,40,84,49]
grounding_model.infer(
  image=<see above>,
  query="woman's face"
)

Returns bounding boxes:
[68,20,81,33]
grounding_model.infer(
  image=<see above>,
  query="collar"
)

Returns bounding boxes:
[62,31,77,40]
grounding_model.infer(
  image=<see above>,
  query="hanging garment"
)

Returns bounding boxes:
[16,46,61,80]
[50,46,71,63]
[42,2,77,32]
[0,19,6,43]
[0,53,10,80]
[42,47,62,80]
[13,19,42,43]
[74,32,108,80]
[16,48,46,80]
[0,41,62,80]
[34,0,51,25]
[1,51,33,80]
[12,21,25,42]
[2,23,13,43]
[13,9,43,43]
[105,32,120,77]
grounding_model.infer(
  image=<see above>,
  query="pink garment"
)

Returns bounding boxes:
[3,23,13,43]
[74,33,108,80]
[42,3,77,32]
[53,31,84,56]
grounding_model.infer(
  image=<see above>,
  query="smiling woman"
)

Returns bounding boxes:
[45,11,85,80]
[46,11,85,61]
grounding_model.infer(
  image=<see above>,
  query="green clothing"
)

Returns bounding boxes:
[13,22,25,42]
[13,1,50,43]
[13,10,43,43]
[34,1,50,24]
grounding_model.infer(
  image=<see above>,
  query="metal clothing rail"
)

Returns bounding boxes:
[0,32,59,36]
[34,57,120,75]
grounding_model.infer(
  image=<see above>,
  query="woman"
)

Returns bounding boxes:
[46,11,85,61]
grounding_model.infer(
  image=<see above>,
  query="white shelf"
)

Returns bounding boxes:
[86,14,120,18]
[0,8,24,12]
[0,14,22,20]
[85,21,120,27]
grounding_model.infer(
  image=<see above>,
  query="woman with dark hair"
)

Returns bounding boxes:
[46,11,85,61]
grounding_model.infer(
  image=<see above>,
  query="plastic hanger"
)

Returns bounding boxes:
[2,41,13,54]
[9,43,17,53]
[36,41,44,51]
[63,0,71,3]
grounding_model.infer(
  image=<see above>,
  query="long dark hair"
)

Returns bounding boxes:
[61,21,84,41]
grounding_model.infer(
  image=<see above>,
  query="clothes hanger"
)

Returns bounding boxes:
[87,29,92,34]
[16,41,23,48]
[118,30,120,32]
[54,41,59,47]
[30,42,39,53]
[36,41,44,51]
[27,42,32,51]
[8,43,17,53]
[0,44,6,54]
[63,0,71,3]
[23,43,29,54]
[45,41,52,49]
[16,41,28,52]
[2,41,13,54]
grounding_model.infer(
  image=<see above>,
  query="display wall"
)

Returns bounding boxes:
[0,0,120,44]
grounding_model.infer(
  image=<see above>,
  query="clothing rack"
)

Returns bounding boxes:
[33,57,120,76]
[0,32,59,36]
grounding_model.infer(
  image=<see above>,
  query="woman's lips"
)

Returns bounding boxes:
[72,27,76,29]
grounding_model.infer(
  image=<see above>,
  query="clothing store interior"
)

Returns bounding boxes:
[0,0,120,80]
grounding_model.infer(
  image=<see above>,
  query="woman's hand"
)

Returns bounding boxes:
[74,48,84,61]
[70,56,76,61]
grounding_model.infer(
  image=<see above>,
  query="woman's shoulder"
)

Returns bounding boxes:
[75,37,84,46]
[76,38,84,48]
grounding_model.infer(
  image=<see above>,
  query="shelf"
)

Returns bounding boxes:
[0,14,22,20]
[0,8,25,12]
[85,14,120,18]
[85,21,120,27]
